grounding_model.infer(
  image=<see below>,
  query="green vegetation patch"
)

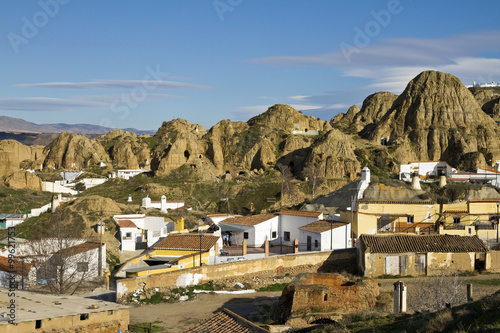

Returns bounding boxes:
[257,283,288,292]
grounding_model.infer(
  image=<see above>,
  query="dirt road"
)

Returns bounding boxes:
[129,291,281,332]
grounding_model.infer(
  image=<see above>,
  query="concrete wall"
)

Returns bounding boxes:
[116,249,356,301]
[299,224,351,251]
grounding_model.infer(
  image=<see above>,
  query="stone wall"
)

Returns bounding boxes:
[116,249,356,301]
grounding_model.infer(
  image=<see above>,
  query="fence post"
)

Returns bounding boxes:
[467,283,473,302]
[393,281,407,313]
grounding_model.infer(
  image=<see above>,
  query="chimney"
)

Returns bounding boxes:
[411,174,422,190]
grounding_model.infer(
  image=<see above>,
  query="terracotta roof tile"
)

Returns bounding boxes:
[0,256,32,276]
[184,308,268,333]
[220,214,276,226]
[279,210,322,217]
[57,242,101,258]
[299,220,348,233]
[155,234,219,251]
[118,220,137,228]
[359,234,488,253]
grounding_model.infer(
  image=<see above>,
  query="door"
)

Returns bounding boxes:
[307,236,312,251]
[385,256,399,275]
[399,255,408,275]
[415,254,426,274]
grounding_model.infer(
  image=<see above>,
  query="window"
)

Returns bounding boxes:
[107,310,114,315]
[243,232,249,239]
[284,232,290,242]
[315,240,319,248]
[77,262,88,272]
[124,232,132,240]
[453,217,461,224]
[272,231,277,238]
[407,216,414,224]
[35,320,42,329]
[80,314,89,321]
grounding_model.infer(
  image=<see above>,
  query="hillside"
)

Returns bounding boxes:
[0,115,155,135]
[1,71,500,211]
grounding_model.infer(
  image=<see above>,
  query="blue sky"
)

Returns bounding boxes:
[1,0,500,131]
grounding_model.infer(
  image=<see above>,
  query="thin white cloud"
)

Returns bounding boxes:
[249,30,500,68]
[249,31,500,115]
[0,94,181,112]
[288,95,310,101]
[15,79,213,90]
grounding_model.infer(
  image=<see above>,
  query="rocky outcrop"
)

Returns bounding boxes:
[272,273,379,324]
[43,132,110,170]
[470,87,500,118]
[304,130,361,180]
[99,129,151,169]
[0,140,44,177]
[361,71,500,167]
[332,92,397,134]
[4,171,42,190]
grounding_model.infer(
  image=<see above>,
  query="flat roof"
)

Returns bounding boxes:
[123,263,172,273]
[0,289,128,324]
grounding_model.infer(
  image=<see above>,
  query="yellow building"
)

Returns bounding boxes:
[121,233,220,278]
[350,200,437,239]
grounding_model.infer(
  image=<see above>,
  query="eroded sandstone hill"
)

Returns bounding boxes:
[332,71,500,169]
[1,71,500,187]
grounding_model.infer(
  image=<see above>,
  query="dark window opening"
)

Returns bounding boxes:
[108,310,113,315]
[304,128,308,132]
[315,240,319,248]
[284,231,290,242]
[184,150,190,160]
[225,170,230,174]
[453,217,461,224]
[80,313,89,321]
[324,294,328,301]
[198,154,202,158]
[272,231,277,238]
[243,232,249,239]
[289,161,295,167]
[407,216,414,224]
[35,320,42,329]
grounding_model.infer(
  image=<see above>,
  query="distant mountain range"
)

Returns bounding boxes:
[0,116,156,135]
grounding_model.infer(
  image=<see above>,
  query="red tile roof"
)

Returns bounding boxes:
[279,210,322,217]
[57,242,101,258]
[0,256,32,276]
[220,214,276,226]
[184,308,268,333]
[155,234,219,251]
[299,220,348,233]
[359,234,488,253]
[118,220,137,228]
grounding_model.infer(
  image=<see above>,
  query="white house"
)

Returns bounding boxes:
[0,214,25,229]
[141,195,190,212]
[112,169,148,180]
[78,178,108,189]
[277,210,323,247]
[299,220,351,251]
[218,210,324,248]
[399,161,456,182]
[0,239,105,288]
[114,214,173,251]
[219,214,279,247]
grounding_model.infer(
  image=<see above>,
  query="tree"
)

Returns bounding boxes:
[408,270,466,312]
[303,162,323,200]
[24,211,99,294]
[276,163,295,206]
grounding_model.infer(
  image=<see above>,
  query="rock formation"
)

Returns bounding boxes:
[0,140,45,177]
[272,273,379,324]
[332,92,397,133]
[4,170,42,190]
[360,71,500,168]
[42,132,110,170]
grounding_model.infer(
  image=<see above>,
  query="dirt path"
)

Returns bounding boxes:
[129,291,282,332]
